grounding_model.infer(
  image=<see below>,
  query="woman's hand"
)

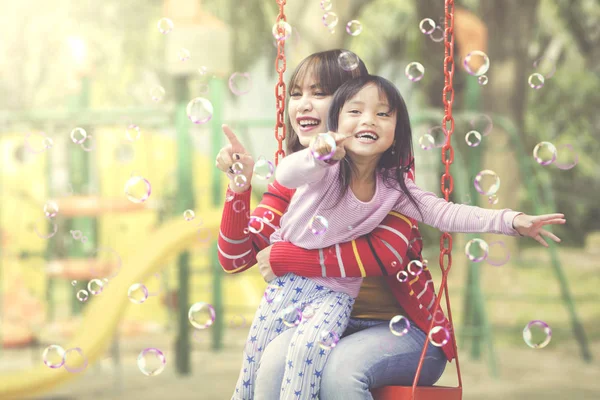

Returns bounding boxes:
[257,245,276,282]
[512,213,566,247]
[215,124,255,193]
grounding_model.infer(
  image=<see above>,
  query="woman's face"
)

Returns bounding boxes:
[288,72,333,147]
[337,83,396,160]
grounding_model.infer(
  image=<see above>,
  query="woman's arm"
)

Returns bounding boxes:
[218,180,293,274]
[269,211,418,278]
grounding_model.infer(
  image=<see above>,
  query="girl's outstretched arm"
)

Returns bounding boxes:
[218,180,294,274]
[269,211,418,278]
[395,177,565,246]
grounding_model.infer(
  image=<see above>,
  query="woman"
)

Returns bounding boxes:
[216,50,451,399]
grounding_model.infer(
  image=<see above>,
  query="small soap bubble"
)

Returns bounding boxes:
[485,241,511,267]
[419,18,436,35]
[43,345,66,369]
[528,73,545,89]
[554,144,578,170]
[253,157,275,180]
[150,85,166,102]
[81,135,96,152]
[63,347,88,373]
[281,306,302,328]
[322,12,338,30]
[396,270,409,283]
[43,137,54,149]
[76,289,89,302]
[128,283,149,304]
[418,133,435,150]
[263,210,275,223]
[70,128,87,144]
[318,330,340,350]
[157,18,174,34]
[301,304,316,320]
[125,124,141,141]
[248,216,265,234]
[186,97,213,124]
[429,26,444,42]
[272,21,292,41]
[233,174,248,188]
[44,201,59,218]
[474,170,500,196]
[87,279,104,295]
[533,141,557,166]
[523,320,552,349]
[488,194,499,205]
[427,126,447,148]
[309,215,328,235]
[124,176,152,203]
[465,238,489,262]
[405,62,425,82]
[231,161,244,174]
[465,130,482,147]
[178,48,191,61]
[463,50,490,76]
[188,302,216,329]
[71,280,77,286]
[478,75,488,86]
[310,133,337,160]
[389,315,411,336]
[407,260,423,276]
[228,72,252,96]
[337,51,360,72]
[264,284,284,304]
[320,0,332,11]
[183,210,195,221]
[138,348,166,376]
[345,20,362,36]
[428,325,450,347]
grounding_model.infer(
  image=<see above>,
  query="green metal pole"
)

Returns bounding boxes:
[174,76,194,375]
[66,76,96,316]
[209,77,225,352]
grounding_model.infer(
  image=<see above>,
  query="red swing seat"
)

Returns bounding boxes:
[372,385,462,400]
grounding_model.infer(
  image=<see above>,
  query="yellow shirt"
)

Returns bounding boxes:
[350,277,407,320]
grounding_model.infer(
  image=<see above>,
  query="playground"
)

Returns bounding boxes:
[1,0,599,399]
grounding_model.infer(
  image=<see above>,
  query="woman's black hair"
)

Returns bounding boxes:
[326,75,423,220]
[284,49,369,155]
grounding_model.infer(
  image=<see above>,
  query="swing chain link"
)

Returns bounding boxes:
[274,0,288,166]
[440,0,456,270]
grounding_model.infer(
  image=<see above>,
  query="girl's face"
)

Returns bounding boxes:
[338,83,396,160]
[288,72,333,147]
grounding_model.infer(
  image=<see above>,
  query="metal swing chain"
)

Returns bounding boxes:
[440,0,456,281]
[274,0,288,166]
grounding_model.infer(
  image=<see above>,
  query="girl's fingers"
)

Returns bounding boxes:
[533,234,549,247]
[534,213,565,222]
[540,229,561,243]
[541,218,566,225]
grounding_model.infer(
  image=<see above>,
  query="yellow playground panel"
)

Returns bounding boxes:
[0,128,268,398]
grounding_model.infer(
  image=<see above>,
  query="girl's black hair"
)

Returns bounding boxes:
[284,49,369,155]
[326,75,423,220]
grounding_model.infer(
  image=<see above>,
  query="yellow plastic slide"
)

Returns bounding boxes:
[0,214,222,399]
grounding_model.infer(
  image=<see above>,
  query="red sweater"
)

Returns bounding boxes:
[218,175,457,363]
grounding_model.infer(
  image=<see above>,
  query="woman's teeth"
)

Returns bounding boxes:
[299,120,319,127]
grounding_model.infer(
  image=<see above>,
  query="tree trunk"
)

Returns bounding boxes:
[479,0,539,256]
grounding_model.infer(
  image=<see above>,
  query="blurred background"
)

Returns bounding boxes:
[0,0,599,399]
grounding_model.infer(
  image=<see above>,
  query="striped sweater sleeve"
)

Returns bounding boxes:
[218,180,293,274]
[269,211,416,278]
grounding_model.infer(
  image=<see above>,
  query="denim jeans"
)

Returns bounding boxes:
[254,317,447,400]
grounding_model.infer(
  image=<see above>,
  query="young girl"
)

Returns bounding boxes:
[230,74,565,399]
